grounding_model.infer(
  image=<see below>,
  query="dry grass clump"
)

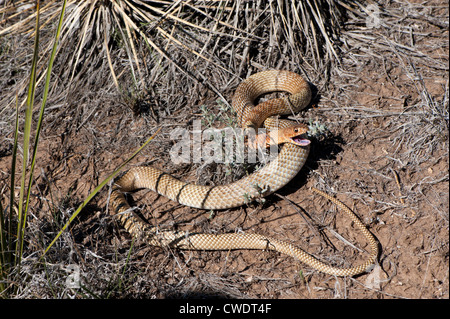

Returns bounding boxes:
[0,0,354,111]
[333,0,448,177]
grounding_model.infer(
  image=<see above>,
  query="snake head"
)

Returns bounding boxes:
[288,124,310,146]
[267,124,310,147]
[248,124,310,149]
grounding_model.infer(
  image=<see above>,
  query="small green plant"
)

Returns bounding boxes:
[199,104,217,128]
[199,98,236,129]
[242,183,269,207]
[308,119,329,138]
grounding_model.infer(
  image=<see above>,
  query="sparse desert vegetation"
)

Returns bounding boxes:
[0,0,448,299]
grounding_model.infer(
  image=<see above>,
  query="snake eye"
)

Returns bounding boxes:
[294,128,299,133]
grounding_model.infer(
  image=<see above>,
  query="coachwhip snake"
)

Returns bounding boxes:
[110,70,379,276]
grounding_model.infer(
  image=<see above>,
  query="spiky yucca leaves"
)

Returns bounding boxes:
[0,0,360,106]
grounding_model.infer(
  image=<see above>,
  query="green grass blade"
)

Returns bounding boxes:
[9,97,20,252]
[13,0,68,270]
[15,0,41,266]
[24,0,67,217]
[42,127,162,257]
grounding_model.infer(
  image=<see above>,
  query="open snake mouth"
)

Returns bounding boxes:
[291,134,310,146]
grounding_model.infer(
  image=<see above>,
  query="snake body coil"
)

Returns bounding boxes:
[111,70,378,276]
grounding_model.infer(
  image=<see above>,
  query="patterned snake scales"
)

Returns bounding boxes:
[111,70,379,276]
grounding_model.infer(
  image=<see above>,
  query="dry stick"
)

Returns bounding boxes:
[390,168,417,218]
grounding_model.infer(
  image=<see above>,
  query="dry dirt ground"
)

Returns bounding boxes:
[0,1,448,299]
